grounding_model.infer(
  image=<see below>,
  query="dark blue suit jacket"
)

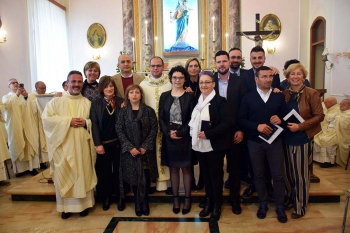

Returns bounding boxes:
[241,68,281,92]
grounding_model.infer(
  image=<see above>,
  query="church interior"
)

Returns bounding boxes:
[0,0,350,232]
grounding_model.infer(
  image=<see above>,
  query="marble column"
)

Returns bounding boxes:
[141,0,153,71]
[228,0,240,49]
[122,0,134,59]
[209,0,221,70]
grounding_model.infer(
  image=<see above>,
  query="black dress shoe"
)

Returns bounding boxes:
[173,196,180,214]
[15,170,29,177]
[242,184,256,199]
[30,170,39,176]
[231,201,242,215]
[79,208,89,217]
[199,197,206,208]
[40,163,47,169]
[291,212,304,219]
[182,197,191,215]
[320,162,333,168]
[276,206,288,223]
[102,197,110,211]
[165,187,173,195]
[256,204,268,219]
[61,212,71,219]
[149,187,156,194]
[118,198,125,211]
[199,198,212,217]
[135,202,142,216]
[210,205,221,222]
[224,175,230,189]
[142,201,150,216]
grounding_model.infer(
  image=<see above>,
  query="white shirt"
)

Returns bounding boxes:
[256,87,272,103]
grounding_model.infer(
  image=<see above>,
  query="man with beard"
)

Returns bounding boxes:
[42,71,97,219]
[213,50,249,215]
[112,54,144,98]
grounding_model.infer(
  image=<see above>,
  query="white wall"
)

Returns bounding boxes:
[241,0,300,79]
[67,0,123,78]
[0,0,31,97]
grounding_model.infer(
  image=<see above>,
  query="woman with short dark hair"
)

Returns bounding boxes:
[82,61,101,101]
[90,75,124,211]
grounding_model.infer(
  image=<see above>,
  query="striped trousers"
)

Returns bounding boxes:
[284,141,313,216]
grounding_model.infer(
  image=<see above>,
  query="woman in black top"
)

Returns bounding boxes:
[90,76,124,211]
[159,66,194,215]
[82,61,100,101]
[185,58,203,191]
[116,84,158,217]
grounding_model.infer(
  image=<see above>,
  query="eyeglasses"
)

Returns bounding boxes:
[199,81,213,85]
[150,64,163,68]
[172,76,185,80]
[9,82,19,85]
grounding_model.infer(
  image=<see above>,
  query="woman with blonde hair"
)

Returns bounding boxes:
[82,61,101,101]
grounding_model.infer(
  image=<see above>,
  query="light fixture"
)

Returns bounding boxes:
[92,49,100,60]
[322,48,333,70]
[0,16,7,44]
[266,41,276,54]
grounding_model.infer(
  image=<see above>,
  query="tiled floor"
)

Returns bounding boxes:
[0,163,349,233]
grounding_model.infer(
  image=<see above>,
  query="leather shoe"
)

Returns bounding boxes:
[320,162,333,168]
[231,201,242,215]
[30,169,39,176]
[142,201,150,216]
[210,205,221,222]
[256,204,268,219]
[199,198,212,217]
[117,198,125,211]
[276,206,288,223]
[61,212,71,219]
[165,187,173,195]
[102,197,110,211]
[79,208,89,217]
[135,202,142,216]
[291,212,304,219]
[182,197,191,215]
[199,197,206,208]
[149,187,156,194]
[242,184,256,199]
[172,196,180,214]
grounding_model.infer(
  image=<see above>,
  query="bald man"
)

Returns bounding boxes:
[313,96,340,167]
[111,54,144,98]
[35,81,47,94]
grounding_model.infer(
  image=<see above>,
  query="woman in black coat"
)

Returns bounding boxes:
[116,84,158,217]
[159,66,194,215]
[90,76,124,211]
[189,71,232,223]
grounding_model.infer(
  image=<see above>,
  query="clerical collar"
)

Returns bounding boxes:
[121,73,133,78]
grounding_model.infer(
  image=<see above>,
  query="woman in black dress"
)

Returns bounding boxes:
[116,84,158,217]
[90,76,124,211]
[159,66,194,215]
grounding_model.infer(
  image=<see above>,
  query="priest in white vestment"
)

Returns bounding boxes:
[0,103,10,181]
[335,99,350,169]
[42,71,97,219]
[2,79,40,176]
[313,97,340,167]
[140,57,172,192]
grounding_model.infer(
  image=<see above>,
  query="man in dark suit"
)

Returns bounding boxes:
[238,66,287,223]
[213,50,249,215]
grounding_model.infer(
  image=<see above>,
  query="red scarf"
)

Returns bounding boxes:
[104,96,116,109]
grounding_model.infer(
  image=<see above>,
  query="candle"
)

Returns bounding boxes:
[212,16,215,41]
[132,37,135,61]
[201,34,204,58]
[145,20,148,44]
[225,33,229,51]
[154,36,158,56]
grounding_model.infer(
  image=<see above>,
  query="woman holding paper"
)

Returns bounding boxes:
[189,71,231,222]
[158,65,194,215]
[282,63,324,219]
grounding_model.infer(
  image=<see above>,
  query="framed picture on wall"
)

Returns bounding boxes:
[162,0,199,56]
[87,23,107,49]
[260,14,281,41]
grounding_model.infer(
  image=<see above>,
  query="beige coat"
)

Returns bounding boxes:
[111,73,144,98]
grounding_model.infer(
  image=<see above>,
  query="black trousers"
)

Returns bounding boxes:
[95,142,121,198]
[226,142,241,203]
[247,138,285,207]
[197,150,225,206]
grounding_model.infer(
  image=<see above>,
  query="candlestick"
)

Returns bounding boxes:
[132,37,135,61]
[154,36,158,56]
[201,34,204,59]
[225,33,229,51]
[145,20,148,44]
[212,16,215,41]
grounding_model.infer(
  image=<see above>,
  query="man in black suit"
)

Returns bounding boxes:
[213,50,249,215]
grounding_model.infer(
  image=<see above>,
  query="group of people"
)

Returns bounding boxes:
[4,45,348,224]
